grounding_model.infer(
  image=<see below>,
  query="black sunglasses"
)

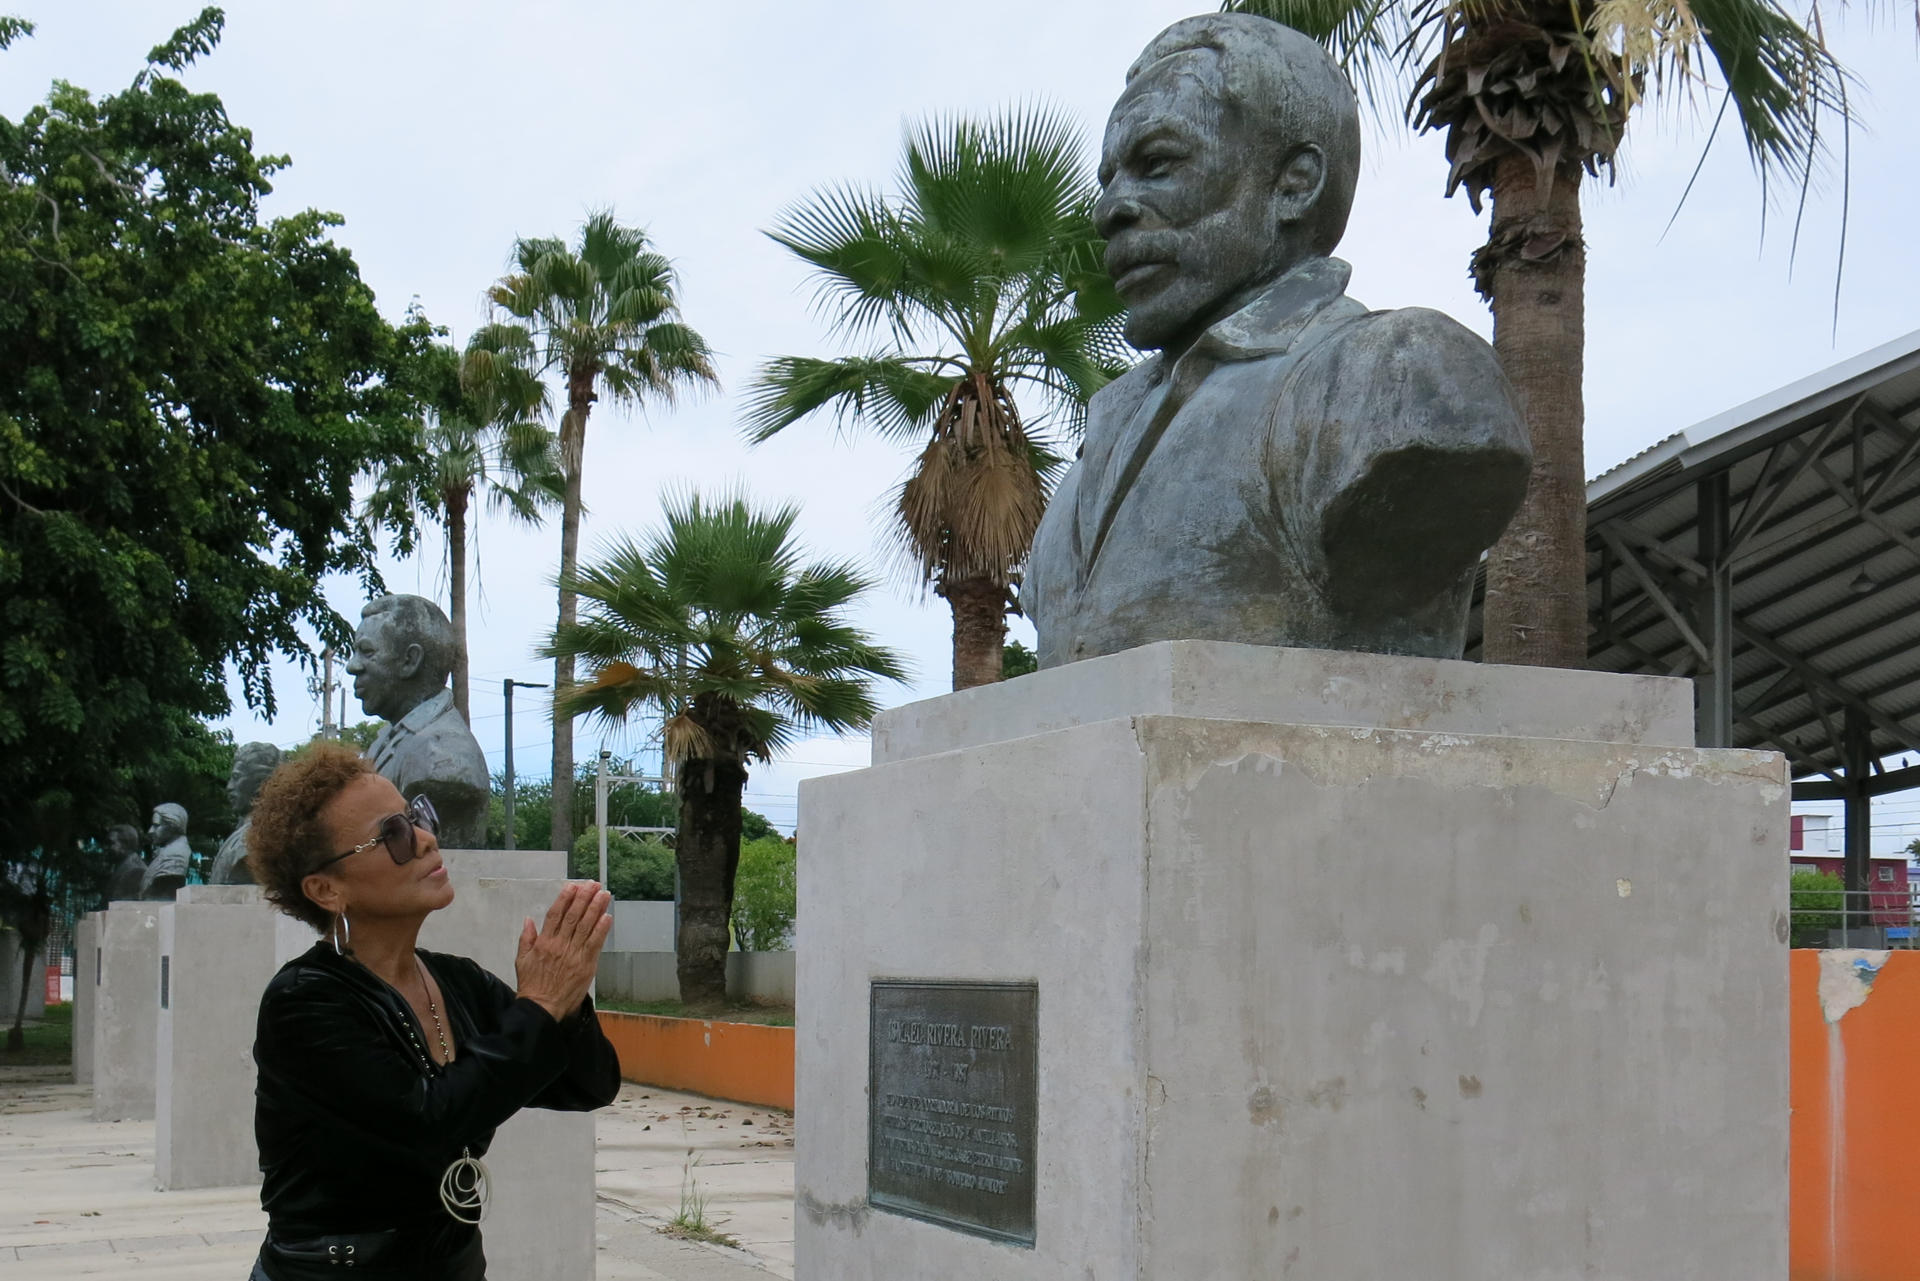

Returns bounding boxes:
[311,795,439,876]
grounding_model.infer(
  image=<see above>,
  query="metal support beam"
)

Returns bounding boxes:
[1843,707,1873,930]
[1695,474,1734,748]
[1796,760,1920,801]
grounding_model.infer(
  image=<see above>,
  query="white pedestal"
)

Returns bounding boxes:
[420,852,596,1281]
[72,912,101,1086]
[94,902,162,1121]
[155,886,313,1189]
[796,643,1789,1280]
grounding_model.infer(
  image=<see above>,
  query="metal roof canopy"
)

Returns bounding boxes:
[1466,328,1920,906]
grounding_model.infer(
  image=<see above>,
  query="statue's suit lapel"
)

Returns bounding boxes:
[1075,258,1356,586]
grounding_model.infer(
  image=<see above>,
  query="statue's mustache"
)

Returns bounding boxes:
[1104,232,1184,279]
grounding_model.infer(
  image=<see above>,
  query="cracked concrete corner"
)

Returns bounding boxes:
[1817,949,1891,1023]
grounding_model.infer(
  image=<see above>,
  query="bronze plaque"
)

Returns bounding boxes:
[868,980,1038,1246]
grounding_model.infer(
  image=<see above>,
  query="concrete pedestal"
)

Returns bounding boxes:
[420,851,595,1281]
[94,902,162,1121]
[155,887,314,1189]
[72,912,101,1085]
[796,642,1790,1280]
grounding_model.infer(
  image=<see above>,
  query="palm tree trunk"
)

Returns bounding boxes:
[1478,156,1589,669]
[675,753,747,1005]
[446,485,471,724]
[945,576,1006,690]
[550,371,595,854]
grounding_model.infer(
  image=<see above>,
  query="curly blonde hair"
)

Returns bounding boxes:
[247,742,375,934]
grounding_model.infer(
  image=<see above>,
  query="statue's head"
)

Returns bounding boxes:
[228,742,283,816]
[106,824,141,859]
[1096,14,1361,353]
[346,594,455,724]
[147,803,187,847]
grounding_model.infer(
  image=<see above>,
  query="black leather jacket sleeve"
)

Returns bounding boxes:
[259,967,570,1166]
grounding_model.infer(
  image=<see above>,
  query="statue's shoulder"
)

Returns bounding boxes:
[1326,305,1506,375]
[1294,304,1517,420]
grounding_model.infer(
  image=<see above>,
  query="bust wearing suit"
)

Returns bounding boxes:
[1026,15,1530,667]
[348,595,490,851]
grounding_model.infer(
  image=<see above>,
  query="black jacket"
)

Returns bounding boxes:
[253,942,620,1263]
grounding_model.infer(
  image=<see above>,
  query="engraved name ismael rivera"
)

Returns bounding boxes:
[876,1020,1024,1196]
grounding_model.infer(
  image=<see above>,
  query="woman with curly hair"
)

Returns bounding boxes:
[244,742,618,1281]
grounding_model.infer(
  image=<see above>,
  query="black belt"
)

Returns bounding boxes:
[253,1222,483,1280]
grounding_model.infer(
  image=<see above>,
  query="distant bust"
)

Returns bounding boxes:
[348,594,488,849]
[105,824,147,902]
[209,742,282,885]
[141,803,191,900]
[1026,15,1531,666]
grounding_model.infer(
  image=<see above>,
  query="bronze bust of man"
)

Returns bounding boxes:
[1026,15,1531,666]
[208,741,282,885]
[348,594,490,850]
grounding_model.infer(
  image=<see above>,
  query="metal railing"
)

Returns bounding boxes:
[1788,886,1920,948]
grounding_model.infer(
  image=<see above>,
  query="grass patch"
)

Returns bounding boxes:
[2,1001,72,1066]
[660,1149,741,1248]
[599,997,793,1027]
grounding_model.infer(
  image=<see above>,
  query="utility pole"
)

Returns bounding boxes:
[501,679,548,850]
[313,647,338,739]
[597,750,612,888]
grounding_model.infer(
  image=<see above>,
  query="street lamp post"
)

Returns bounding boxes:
[501,678,548,850]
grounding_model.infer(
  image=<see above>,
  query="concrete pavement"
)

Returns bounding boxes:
[0,1065,795,1279]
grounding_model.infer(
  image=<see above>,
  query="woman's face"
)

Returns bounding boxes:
[306,772,455,923]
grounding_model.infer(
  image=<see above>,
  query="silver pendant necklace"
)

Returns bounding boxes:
[412,957,488,1223]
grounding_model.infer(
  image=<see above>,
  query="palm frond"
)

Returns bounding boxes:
[542,489,907,762]
[902,105,1089,278]
[741,355,956,444]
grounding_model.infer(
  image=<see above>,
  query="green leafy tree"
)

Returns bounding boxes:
[732,835,797,951]
[1224,0,1854,667]
[1001,639,1039,680]
[544,490,906,1002]
[569,829,677,901]
[1789,869,1844,948]
[0,7,429,1039]
[466,214,719,856]
[363,339,561,721]
[746,107,1125,690]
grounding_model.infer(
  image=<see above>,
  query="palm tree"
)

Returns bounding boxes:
[467,214,719,853]
[544,491,906,1003]
[745,107,1126,690]
[362,342,561,722]
[1225,0,1852,667]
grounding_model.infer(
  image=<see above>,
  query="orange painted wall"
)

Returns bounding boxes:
[597,1010,794,1112]
[1790,949,1920,1281]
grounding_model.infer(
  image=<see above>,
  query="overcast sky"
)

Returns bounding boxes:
[7,2,1918,839]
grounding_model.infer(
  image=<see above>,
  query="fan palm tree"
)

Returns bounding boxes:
[745,107,1126,690]
[362,342,561,722]
[544,490,907,1004]
[1226,0,1854,667]
[466,214,719,853]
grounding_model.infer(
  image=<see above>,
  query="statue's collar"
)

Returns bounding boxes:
[388,687,454,738]
[1145,256,1353,379]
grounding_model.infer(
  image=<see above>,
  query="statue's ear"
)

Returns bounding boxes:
[1273,144,1327,226]
[398,642,426,681]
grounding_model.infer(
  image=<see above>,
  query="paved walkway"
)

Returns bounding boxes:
[0,1067,795,1279]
